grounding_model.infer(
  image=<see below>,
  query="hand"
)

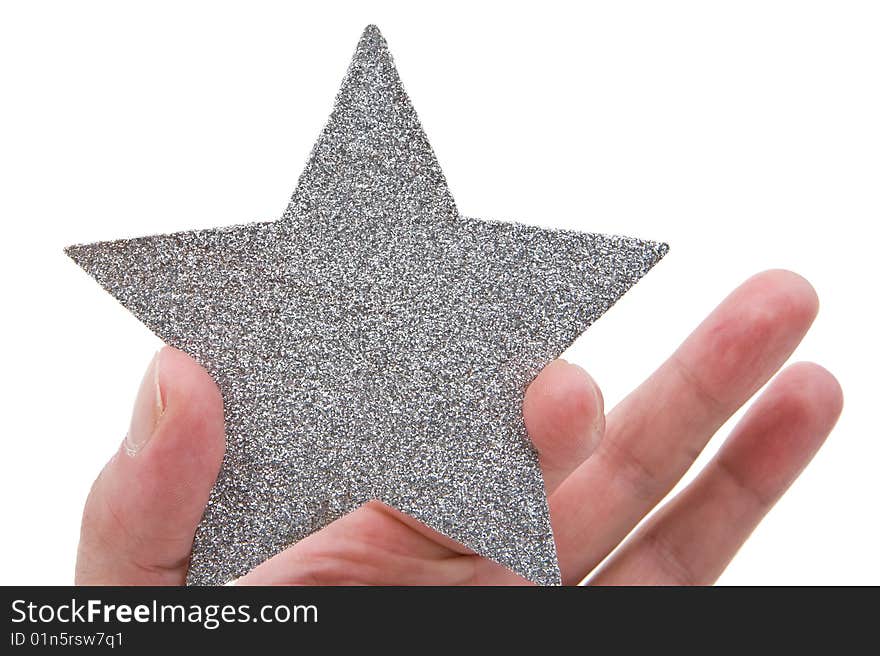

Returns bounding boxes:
[74,269,842,585]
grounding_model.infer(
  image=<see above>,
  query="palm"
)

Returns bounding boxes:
[75,271,842,586]
[251,502,487,585]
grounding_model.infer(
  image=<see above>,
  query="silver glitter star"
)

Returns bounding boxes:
[66,25,667,585]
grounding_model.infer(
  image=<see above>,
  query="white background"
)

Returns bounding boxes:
[1,1,877,585]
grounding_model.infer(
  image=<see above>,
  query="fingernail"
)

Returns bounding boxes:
[588,382,605,449]
[569,362,605,451]
[124,350,165,456]
[588,382,606,450]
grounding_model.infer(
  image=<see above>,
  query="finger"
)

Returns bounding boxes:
[590,362,843,585]
[550,269,820,584]
[75,346,226,585]
[523,359,604,494]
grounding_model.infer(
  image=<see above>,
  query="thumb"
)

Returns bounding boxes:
[75,346,225,585]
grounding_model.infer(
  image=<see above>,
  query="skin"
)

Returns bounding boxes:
[75,269,843,585]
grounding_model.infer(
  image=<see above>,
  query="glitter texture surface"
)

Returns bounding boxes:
[66,26,668,586]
